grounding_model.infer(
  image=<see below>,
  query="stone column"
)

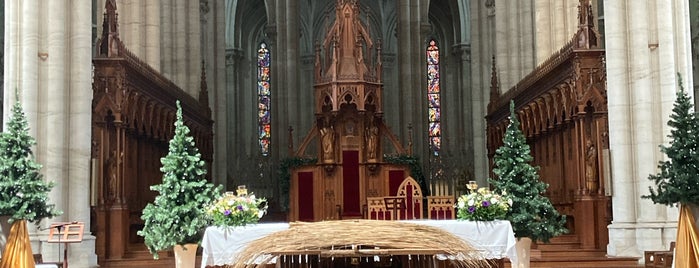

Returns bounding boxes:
[470,0,496,180]
[188,0,201,96]
[534,0,579,65]
[46,0,68,224]
[174,0,187,90]
[208,0,228,186]
[161,0,173,78]
[225,48,244,183]
[4,0,97,266]
[283,0,299,159]
[494,0,510,90]
[67,0,99,265]
[145,0,161,70]
[605,0,691,257]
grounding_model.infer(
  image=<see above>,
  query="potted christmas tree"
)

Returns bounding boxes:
[643,75,699,267]
[138,101,221,268]
[489,101,567,268]
[0,100,62,267]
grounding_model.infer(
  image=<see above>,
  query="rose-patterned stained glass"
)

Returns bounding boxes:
[258,42,271,156]
[426,39,441,155]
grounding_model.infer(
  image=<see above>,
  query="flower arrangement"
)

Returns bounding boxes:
[456,187,513,221]
[207,191,268,227]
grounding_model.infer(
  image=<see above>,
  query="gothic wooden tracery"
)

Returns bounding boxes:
[91,0,213,264]
[486,0,609,250]
[289,0,410,222]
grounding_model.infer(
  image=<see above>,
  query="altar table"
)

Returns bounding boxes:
[200,220,517,267]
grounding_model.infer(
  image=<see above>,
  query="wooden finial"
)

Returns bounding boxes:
[288,125,294,156]
[575,0,598,49]
[487,55,500,113]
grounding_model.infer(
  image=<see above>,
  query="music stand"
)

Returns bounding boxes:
[47,222,84,268]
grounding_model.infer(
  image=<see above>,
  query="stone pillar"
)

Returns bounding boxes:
[174,0,187,90]
[534,0,579,65]
[161,0,173,78]
[4,0,97,266]
[225,48,244,184]
[207,0,229,187]
[187,0,201,96]
[67,0,98,263]
[470,0,496,180]
[46,0,68,223]
[605,0,692,258]
[145,0,161,70]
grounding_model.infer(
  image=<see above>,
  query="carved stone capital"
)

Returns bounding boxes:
[452,43,471,62]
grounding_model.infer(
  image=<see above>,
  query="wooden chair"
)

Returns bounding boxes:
[367,197,392,220]
[644,241,675,268]
[395,176,423,220]
[427,196,455,219]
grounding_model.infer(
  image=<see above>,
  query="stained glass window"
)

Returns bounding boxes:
[426,40,441,155]
[258,42,271,156]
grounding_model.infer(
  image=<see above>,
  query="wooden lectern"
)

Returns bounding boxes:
[47,222,84,268]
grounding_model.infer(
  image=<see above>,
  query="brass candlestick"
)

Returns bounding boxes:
[467,181,478,193]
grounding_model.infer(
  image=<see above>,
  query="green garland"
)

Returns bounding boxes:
[277,157,317,209]
[384,154,429,196]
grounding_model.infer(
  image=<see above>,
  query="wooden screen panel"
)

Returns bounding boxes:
[388,170,404,195]
[298,172,314,221]
[342,150,361,216]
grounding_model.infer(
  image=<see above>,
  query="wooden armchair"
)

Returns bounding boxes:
[395,176,423,220]
[427,196,455,219]
[367,197,391,220]
[644,241,675,268]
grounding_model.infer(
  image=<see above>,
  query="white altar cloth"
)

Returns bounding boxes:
[200,220,516,267]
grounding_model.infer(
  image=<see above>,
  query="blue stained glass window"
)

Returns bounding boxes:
[426,40,441,155]
[258,43,271,156]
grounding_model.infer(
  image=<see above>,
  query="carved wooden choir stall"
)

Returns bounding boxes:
[91,0,213,265]
[486,0,610,251]
[287,0,420,222]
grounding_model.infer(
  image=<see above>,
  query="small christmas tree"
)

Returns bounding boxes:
[489,100,566,242]
[0,101,61,223]
[138,100,221,259]
[644,74,699,206]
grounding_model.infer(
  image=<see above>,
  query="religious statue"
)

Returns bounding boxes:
[105,150,119,202]
[585,139,598,193]
[320,124,335,163]
[366,123,379,162]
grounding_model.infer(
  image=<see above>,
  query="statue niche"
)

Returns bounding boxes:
[288,0,410,222]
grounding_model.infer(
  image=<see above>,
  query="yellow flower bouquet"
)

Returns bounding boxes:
[456,187,512,221]
[207,191,267,227]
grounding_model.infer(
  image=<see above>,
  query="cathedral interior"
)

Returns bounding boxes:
[1,0,699,267]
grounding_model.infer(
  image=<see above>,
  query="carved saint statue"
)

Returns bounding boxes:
[320,125,335,163]
[106,150,119,202]
[585,139,598,193]
[366,123,379,161]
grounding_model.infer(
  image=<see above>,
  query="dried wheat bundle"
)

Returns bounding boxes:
[230,220,493,268]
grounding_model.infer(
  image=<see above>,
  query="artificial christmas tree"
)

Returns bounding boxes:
[643,75,699,267]
[644,75,699,206]
[489,101,567,268]
[0,100,61,267]
[138,100,221,266]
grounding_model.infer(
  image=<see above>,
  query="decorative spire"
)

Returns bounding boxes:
[575,0,598,49]
[97,0,121,57]
[199,61,211,117]
[288,126,294,156]
[488,55,500,113]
